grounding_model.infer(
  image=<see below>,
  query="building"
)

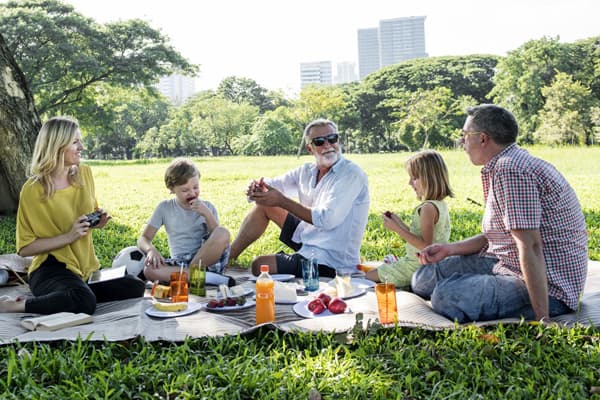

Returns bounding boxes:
[357,28,380,80]
[335,61,358,84]
[156,74,196,105]
[300,61,333,89]
[358,16,427,80]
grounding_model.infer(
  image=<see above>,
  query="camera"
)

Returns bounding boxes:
[85,210,103,228]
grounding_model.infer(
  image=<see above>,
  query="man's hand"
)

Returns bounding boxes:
[416,243,451,265]
[248,183,284,207]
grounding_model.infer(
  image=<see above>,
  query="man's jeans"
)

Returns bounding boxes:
[411,254,571,323]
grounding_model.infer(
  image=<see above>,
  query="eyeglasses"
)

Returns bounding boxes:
[461,130,483,138]
[310,133,339,147]
[461,130,483,141]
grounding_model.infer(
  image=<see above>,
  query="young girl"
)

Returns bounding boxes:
[366,150,453,289]
[0,116,145,314]
[137,158,233,286]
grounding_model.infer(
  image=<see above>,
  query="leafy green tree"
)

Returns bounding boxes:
[79,84,172,159]
[385,87,473,150]
[354,55,498,151]
[235,107,298,155]
[0,0,197,116]
[217,76,276,113]
[535,72,597,145]
[489,37,571,141]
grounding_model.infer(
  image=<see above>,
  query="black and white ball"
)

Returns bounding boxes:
[112,246,146,276]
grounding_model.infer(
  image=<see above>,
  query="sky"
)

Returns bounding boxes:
[62,0,599,95]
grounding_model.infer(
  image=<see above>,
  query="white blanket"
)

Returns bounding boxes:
[1,254,598,343]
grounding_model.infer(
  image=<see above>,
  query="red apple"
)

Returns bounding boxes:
[307,298,326,314]
[328,297,347,314]
[317,292,332,307]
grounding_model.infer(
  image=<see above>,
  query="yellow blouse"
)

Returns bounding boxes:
[16,164,100,280]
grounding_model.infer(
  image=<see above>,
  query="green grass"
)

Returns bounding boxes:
[1,148,599,399]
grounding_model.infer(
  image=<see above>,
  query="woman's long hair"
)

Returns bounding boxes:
[29,116,81,199]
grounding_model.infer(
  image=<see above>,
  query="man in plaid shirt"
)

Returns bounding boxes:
[411,104,588,323]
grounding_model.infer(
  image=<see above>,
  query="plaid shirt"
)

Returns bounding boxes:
[480,144,588,310]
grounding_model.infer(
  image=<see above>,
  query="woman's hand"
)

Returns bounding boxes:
[93,208,112,229]
[70,215,93,241]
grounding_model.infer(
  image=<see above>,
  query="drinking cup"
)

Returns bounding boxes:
[189,264,206,296]
[170,271,189,302]
[301,258,319,291]
[335,268,354,297]
[375,282,397,324]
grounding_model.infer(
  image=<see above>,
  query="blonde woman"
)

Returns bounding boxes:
[366,150,453,289]
[0,116,144,314]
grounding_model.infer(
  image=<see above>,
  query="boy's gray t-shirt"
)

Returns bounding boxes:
[147,198,219,259]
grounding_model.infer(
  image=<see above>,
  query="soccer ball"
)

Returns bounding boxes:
[112,246,146,277]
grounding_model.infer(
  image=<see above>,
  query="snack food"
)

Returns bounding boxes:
[152,284,170,299]
[153,302,188,312]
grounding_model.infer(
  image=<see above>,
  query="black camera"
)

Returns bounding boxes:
[85,211,103,228]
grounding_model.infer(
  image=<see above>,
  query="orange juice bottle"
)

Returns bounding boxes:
[255,264,275,324]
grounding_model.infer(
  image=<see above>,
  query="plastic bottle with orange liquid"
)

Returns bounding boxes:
[255,264,275,324]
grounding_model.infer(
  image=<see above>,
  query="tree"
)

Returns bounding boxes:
[0,32,40,214]
[489,37,570,141]
[217,76,276,113]
[0,0,197,117]
[385,87,473,150]
[235,107,298,155]
[535,72,597,145]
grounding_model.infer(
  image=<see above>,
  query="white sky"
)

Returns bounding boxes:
[62,0,599,95]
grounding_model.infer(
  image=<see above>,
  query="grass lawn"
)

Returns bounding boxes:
[0,147,599,399]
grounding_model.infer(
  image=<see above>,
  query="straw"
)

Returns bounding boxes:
[177,262,184,297]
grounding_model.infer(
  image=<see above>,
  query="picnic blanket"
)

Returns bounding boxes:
[1,254,599,344]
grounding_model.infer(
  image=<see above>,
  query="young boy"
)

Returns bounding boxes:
[137,158,234,286]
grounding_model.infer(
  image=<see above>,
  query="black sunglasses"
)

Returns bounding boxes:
[310,133,339,147]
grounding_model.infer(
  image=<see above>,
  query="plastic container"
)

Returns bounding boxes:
[255,264,275,324]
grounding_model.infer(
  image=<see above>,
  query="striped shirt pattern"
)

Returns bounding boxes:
[480,144,588,310]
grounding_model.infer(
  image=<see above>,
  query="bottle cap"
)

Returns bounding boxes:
[260,264,269,273]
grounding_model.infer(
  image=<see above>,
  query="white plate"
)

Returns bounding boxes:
[205,300,256,312]
[292,300,352,319]
[328,278,375,289]
[276,295,309,305]
[145,302,204,318]
[248,274,296,282]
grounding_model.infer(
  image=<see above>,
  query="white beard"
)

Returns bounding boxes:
[315,148,340,168]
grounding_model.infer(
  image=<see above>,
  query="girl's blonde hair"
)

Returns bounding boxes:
[164,158,199,189]
[406,150,454,201]
[30,116,81,199]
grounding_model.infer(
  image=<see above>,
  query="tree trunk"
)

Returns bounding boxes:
[0,33,40,215]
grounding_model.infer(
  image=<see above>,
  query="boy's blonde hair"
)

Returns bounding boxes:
[30,116,81,199]
[164,158,199,189]
[406,150,454,201]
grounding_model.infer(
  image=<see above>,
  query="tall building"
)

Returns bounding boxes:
[357,28,380,80]
[335,62,358,84]
[358,16,427,80]
[300,61,333,89]
[157,74,196,105]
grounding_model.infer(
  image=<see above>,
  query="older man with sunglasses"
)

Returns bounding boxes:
[229,118,370,278]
